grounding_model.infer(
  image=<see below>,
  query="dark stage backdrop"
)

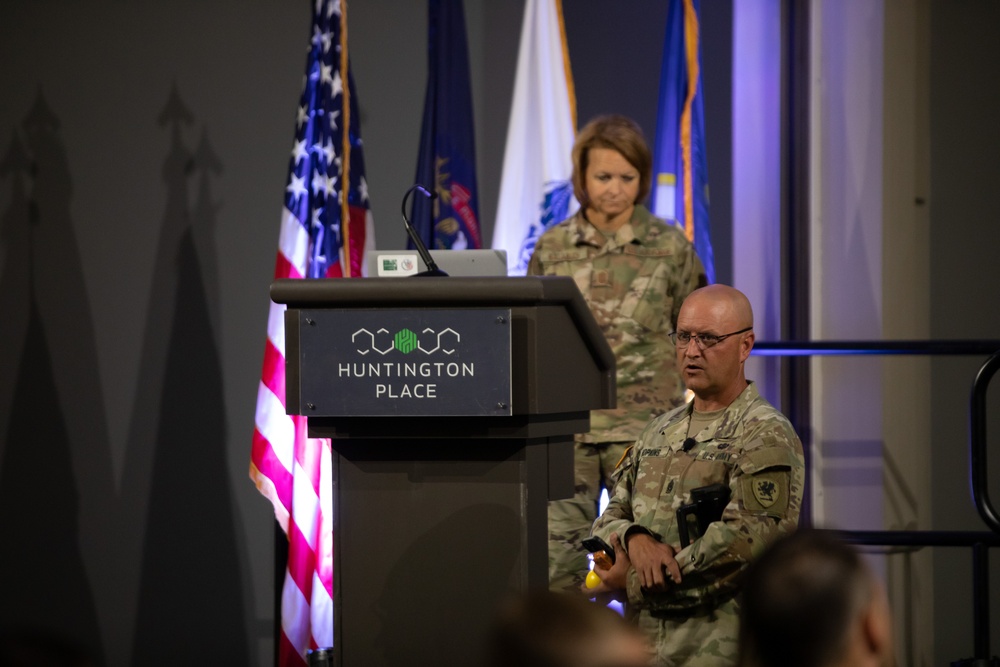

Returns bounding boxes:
[1,1,998,665]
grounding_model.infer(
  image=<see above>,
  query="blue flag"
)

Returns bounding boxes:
[411,0,482,250]
[650,0,714,283]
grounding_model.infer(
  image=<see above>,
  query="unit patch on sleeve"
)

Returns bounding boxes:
[742,471,789,513]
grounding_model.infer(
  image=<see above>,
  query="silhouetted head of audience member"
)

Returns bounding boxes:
[737,529,894,667]
[486,589,652,667]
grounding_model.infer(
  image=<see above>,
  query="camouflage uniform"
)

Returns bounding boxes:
[592,382,805,666]
[527,205,706,590]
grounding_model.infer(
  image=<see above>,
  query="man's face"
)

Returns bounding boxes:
[675,295,750,401]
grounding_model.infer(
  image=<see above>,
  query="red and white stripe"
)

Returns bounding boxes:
[250,207,334,666]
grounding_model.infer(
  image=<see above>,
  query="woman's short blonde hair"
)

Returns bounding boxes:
[571,114,653,209]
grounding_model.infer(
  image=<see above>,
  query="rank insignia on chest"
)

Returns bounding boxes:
[752,479,779,508]
[590,269,612,288]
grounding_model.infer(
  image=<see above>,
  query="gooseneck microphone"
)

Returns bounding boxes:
[401,184,448,277]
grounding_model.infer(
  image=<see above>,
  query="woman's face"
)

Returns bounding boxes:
[584,147,640,219]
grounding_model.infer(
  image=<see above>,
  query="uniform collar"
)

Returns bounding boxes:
[659,382,762,450]
[570,204,655,249]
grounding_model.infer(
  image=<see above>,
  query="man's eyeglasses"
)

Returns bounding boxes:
[669,327,752,349]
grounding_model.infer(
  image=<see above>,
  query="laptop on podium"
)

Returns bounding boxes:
[366,249,508,278]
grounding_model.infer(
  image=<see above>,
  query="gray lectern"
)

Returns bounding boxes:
[271,276,615,667]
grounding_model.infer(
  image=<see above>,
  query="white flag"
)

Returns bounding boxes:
[491,0,577,275]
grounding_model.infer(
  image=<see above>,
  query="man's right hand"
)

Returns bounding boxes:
[583,532,632,602]
[625,532,682,590]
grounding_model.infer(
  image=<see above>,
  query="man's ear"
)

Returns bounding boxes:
[861,585,893,660]
[739,331,755,363]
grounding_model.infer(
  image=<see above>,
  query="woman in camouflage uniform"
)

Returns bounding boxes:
[527,114,706,591]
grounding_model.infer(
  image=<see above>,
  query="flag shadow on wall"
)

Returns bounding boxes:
[0,94,107,666]
[130,88,249,663]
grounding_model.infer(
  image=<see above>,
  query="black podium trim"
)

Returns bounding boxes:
[307,411,590,440]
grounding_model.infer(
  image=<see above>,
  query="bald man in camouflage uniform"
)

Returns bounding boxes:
[588,285,805,667]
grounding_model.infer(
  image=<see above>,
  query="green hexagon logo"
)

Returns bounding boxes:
[394,328,418,354]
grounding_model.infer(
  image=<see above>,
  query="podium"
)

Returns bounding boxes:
[272,276,615,667]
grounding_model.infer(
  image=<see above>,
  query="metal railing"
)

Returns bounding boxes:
[751,340,1000,665]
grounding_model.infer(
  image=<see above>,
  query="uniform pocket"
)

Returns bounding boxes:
[620,248,676,332]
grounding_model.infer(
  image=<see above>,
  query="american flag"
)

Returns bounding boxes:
[250,1,374,664]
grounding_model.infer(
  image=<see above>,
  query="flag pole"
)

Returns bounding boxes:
[554,0,577,130]
[680,0,700,243]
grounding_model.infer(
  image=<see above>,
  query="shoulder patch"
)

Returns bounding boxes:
[741,469,790,514]
[752,477,780,508]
